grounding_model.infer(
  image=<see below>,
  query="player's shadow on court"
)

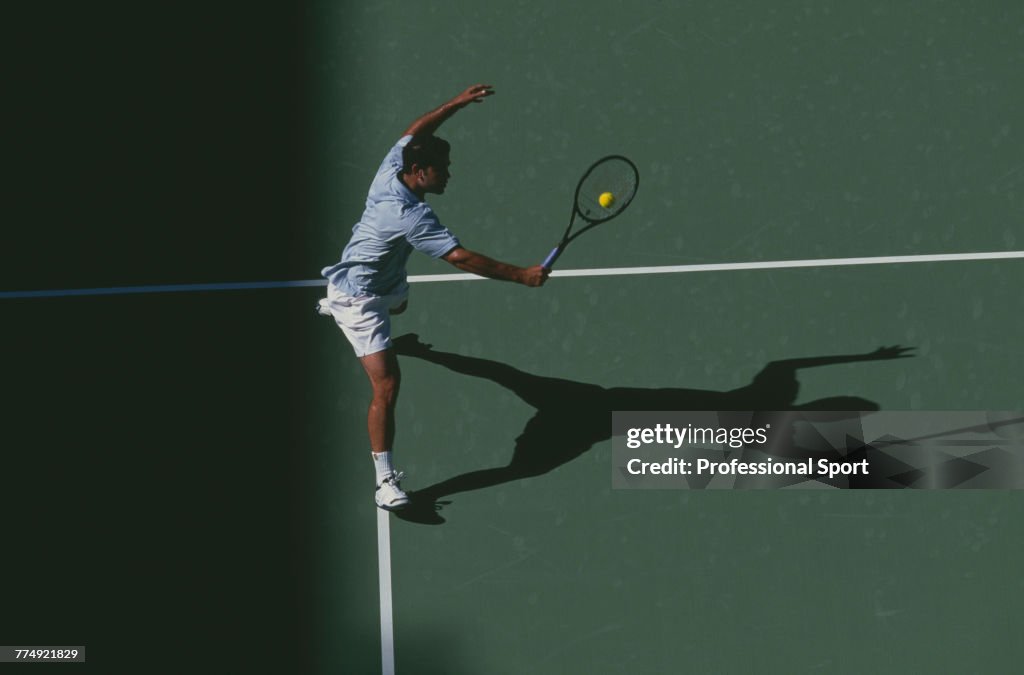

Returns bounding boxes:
[391,334,914,524]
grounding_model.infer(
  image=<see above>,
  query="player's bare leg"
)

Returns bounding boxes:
[360,348,401,452]
[360,348,409,510]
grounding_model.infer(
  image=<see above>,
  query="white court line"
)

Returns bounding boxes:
[408,250,1024,283]
[377,510,395,675]
[3,251,1020,298]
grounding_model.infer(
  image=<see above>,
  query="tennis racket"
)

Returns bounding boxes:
[541,155,640,269]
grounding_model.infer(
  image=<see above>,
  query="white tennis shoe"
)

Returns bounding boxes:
[375,472,410,511]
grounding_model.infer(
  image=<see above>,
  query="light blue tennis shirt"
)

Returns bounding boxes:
[321,135,461,297]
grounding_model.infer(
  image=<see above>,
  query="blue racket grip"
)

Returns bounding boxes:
[541,246,562,269]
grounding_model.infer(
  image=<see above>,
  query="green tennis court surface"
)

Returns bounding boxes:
[5,1,1023,673]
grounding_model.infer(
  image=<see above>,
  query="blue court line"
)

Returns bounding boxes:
[0,279,328,299]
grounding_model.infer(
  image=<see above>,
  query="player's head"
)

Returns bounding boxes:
[402,134,451,195]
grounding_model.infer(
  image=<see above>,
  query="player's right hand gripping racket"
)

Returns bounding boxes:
[541,155,640,269]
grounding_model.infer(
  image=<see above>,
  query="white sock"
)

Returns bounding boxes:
[372,451,395,484]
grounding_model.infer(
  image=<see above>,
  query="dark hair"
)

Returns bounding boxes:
[402,134,450,174]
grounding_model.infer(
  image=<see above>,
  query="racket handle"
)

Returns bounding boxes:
[541,246,563,269]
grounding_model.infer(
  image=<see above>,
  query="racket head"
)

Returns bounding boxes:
[573,155,640,224]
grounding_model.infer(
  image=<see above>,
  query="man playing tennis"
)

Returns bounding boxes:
[319,84,549,511]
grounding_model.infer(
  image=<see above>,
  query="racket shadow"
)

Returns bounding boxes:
[391,334,914,525]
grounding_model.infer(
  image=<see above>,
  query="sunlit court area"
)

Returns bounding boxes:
[4,2,1023,673]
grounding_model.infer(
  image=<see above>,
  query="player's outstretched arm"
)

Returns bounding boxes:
[403,84,495,137]
[443,246,548,287]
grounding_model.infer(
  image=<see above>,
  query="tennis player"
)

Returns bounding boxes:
[318,84,549,510]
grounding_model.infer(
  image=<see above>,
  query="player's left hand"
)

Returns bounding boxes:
[453,84,495,107]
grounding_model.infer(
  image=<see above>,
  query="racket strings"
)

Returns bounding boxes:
[576,159,638,221]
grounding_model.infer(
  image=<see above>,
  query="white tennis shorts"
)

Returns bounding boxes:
[321,283,409,357]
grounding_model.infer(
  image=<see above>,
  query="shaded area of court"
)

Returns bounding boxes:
[2,293,319,673]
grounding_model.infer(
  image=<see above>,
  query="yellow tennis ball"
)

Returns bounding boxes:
[599,192,615,208]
